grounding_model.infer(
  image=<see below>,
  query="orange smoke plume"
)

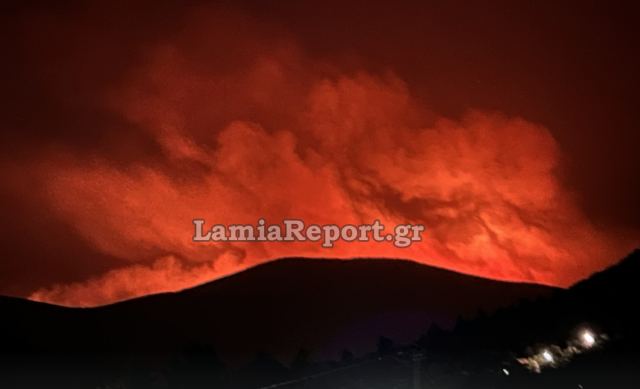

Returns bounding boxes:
[26,8,632,306]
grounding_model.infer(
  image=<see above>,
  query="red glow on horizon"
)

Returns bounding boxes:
[2,5,636,307]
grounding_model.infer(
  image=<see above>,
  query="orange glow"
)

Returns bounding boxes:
[13,7,634,307]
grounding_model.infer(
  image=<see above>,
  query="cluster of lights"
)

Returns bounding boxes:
[516,328,604,373]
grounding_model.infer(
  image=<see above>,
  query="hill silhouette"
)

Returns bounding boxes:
[0,257,554,388]
[235,249,640,389]
[448,249,640,351]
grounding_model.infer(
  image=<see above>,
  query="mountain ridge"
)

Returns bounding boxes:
[11,257,560,309]
[2,252,638,388]
[1,257,556,364]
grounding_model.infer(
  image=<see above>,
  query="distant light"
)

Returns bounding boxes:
[542,350,554,363]
[581,331,596,348]
[502,368,510,376]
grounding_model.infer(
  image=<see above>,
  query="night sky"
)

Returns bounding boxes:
[1,0,638,306]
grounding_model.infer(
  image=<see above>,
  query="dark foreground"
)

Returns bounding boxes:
[1,251,639,388]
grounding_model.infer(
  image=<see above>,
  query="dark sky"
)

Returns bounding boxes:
[1,0,638,306]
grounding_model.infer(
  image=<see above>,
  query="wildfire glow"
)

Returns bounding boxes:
[0,5,631,307]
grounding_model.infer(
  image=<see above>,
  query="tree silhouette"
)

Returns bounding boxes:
[377,336,394,356]
[340,349,354,364]
[291,348,311,371]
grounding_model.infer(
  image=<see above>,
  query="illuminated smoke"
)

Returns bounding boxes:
[24,7,632,306]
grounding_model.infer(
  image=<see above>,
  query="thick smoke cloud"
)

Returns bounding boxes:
[2,2,638,306]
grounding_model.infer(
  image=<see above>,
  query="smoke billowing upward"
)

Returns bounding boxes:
[1,1,638,306]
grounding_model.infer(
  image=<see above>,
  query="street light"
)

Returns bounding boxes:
[542,350,554,363]
[581,330,596,348]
